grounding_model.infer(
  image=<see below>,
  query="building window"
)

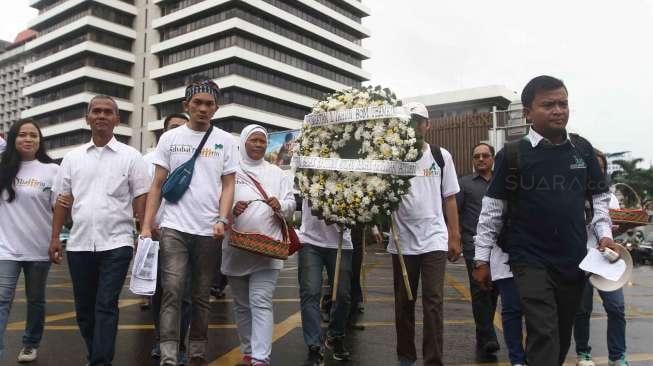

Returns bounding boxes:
[159,6,362,67]
[159,33,361,87]
[158,61,330,100]
[156,88,309,120]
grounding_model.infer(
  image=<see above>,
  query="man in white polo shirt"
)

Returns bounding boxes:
[49,95,150,366]
[388,102,462,366]
[298,200,354,365]
[141,79,237,366]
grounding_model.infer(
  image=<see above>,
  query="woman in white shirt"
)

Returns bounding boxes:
[222,124,295,366]
[0,119,60,362]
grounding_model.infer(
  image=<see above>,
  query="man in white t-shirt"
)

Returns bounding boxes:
[298,201,354,365]
[141,79,238,366]
[388,102,462,366]
[0,135,6,155]
[50,95,150,366]
[142,113,191,362]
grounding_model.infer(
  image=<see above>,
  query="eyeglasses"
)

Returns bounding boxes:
[473,153,492,160]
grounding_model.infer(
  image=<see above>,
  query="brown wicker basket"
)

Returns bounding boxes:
[229,215,291,260]
[610,183,649,225]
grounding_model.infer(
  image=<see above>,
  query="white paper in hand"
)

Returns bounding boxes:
[579,248,626,282]
[129,237,159,296]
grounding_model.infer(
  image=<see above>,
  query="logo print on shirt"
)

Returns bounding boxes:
[570,155,586,170]
[423,163,440,177]
[15,177,49,190]
[169,144,221,158]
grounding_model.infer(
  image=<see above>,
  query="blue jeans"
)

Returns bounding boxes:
[494,278,526,365]
[0,260,50,359]
[574,278,626,361]
[68,246,133,366]
[298,244,352,347]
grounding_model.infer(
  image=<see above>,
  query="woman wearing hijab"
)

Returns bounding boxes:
[0,119,59,362]
[222,125,295,366]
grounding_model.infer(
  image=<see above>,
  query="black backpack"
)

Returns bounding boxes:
[497,133,595,251]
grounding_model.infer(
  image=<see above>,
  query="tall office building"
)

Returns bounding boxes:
[0,30,37,135]
[21,0,139,158]
[21,0,371,156]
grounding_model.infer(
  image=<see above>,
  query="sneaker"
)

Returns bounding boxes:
[251,359,270,366]
[151,343,161,359]
[325,336,351,361]
[178,350,188,365]
[399,357,415,366]
[17,346,38,362]
[234,355,252,366]
[608,356,630,366]
[577,352,595,366]
[302,345,324,366]
[483,340,500,354]
[210,287,226,299]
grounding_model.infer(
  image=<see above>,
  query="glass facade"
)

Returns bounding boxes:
[159,33,361,87]
[35,30,133,59]
[156,87,310,121]
[32,80,131,107]
[159,61,329,100]
[159,6,361,66]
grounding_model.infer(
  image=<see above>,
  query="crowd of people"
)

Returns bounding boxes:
[0,75,632,366]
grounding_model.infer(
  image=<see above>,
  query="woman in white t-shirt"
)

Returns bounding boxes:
[222,124,295,366]
[0,119,60,362]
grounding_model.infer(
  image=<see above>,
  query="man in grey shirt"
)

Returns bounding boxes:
[456,142,499,359]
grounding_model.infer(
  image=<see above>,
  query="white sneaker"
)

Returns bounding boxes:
[577,352,595,366]
[17,346,38,362]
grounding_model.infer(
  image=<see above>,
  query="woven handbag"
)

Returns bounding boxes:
[610,183,649,226]
[229,172,293,260]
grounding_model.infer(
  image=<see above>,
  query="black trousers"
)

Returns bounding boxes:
[512,265,585,366]
[464,259,498,347]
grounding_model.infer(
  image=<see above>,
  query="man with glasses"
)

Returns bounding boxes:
[456,143,499,360]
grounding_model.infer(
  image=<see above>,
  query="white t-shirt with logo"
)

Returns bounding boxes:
[387,145,459,255]
[298,200,353,250]
[152,124,239,236]
[0,160,60,261]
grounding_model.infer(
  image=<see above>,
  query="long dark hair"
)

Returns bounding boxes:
[0,119,54,202]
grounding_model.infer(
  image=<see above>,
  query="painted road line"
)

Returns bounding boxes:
[5,299,142,330]
[209,312,302,366]
[445,272,504,331]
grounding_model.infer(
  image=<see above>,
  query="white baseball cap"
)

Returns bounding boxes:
[405,101,429,120]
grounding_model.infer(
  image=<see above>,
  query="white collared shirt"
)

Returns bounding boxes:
[53,137,151,252]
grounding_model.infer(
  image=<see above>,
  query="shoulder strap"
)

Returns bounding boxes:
[429,144,445,170]
[504,139,522,212]
[243,172,270,201]
[569,133,595,224]
[429,144,446,198]
[569,133,593,158]
[190,126,213,161]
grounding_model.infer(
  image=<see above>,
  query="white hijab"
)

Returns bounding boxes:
[239,124,268,179]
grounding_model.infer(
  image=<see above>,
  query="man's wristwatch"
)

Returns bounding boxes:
[216,216,229,225]
[474,260,489,268]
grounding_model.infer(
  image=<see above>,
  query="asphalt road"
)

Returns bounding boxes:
[3,249,653,366]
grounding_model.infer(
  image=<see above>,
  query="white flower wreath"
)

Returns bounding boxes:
[295,86,423,227]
